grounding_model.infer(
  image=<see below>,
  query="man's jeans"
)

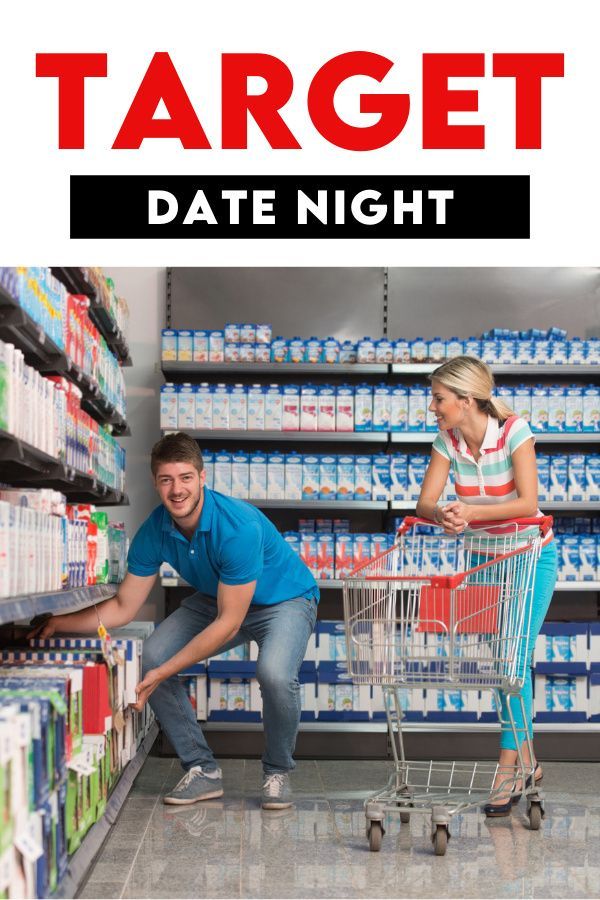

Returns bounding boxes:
[142,592,318,775]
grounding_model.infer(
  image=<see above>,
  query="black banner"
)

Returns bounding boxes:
[70,175,529,239]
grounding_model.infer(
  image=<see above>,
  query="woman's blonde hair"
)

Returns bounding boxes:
[429,356,513,421]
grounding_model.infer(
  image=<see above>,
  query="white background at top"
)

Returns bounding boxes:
[0,0,597,265]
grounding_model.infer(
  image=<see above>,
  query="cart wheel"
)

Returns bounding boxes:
[528,803,543,831]
[368,821,383,852]
[433,825,448,856]
[400,811,411,824]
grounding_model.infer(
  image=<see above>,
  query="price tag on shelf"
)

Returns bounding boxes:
[67,755,97,777]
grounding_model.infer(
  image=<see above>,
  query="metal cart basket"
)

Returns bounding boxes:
[342,515,552,854]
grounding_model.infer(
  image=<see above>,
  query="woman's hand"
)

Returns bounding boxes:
[439,501,473,534]
[131,668,164,711]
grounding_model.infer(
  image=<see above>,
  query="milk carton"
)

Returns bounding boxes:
[255,342,271,362]
[464,338,481,358]
[337,455,355,500]
[580,536,596,580]
[371,533,388,559]
[513,385,531,424]
[191,329,209,362]
[375,339,394,364]
[390,454,408,500]
[548,386,566,432]
[568,338,586,364]
[225,343,240,362]
[587,338,600,364]
[202,449,214,489]
[270,338,289,363]
[317,385,336,432]
[481,340,498,364]
[536,453,550,502]
[249,452,267,499]
[247,385,265,430]
[568,454,586,502]
[335,533,354,578]
[178,383,196,429]
[550,339,568,364]
[212,384,230,430]
[393,339,411,363]
[354,385,373,431]
[214,452,232,495]
[264,384,283,431]
[391,384,409,432]
[372,455,391,501]
[231,452,250,499]
[561,535,580,580]
[586,455,600,501]
[318,455,337,500]
[408,385,427,431]
[498,339,516,364]
[583,386,600,432]
[356,337,376,363]
[256,324,272,345]
[533,338,550,364]
[300,384,319,431]
[333,519,350,534]
[354,455,372,500]
[428,338,445,364]
[530,386,549,432]
[229,384,248,430]
[195,383,213,430]
[161,329,178,361]
[408,454,428,500]
[239,342,255,363]
[322,337,340,364]
[177,330,193,362]
[339,341,357,364]
[353,534,373,570]
[282,385,300,431]
[410,338,428,363]
[284,453,303,500]
[289,338,305,364]
[565,385,584,432]
[302,455,320,500]
[306,338,323,365]
[317,535,335,580]
[300,533,318,578]
[497,385,514,415]
[240,324,256,344]
[267,453,285,500]
[549,455,568,501]
[373,384,391,431]
[336,386,355,432]
[446,338,464,360]
[515,339,534,365]
[225,323,241,344]
[208,330,224,363]
[160,384,178,430]
[283,532,301,557]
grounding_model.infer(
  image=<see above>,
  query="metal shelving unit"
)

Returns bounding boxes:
[245,499,388,510]
[167,429,389,443]
[0,584,117,627]
[162,362,388,377]
[392,363,600,376]
[390,431,599,444]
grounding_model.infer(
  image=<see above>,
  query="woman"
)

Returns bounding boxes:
[415,356,558,816]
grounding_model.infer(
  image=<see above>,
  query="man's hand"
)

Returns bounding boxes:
[27,615,58,640]
[131,668,164,712]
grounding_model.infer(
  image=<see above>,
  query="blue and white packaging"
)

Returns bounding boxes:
[322,338,339,364]
[214,452,232,495]
[247,385,265,430]
[178,383,196,429]
[372,455,391,501]
[202,449,214,489]
[393,339,410,363]
[586,455,600,501]
[249,452,267,500]
[300,384,319,431]
[390,454,408,500]
[410,338,428,363]
[270,338,289,363]
[568,338,586,364]
[375,339,394,364]
[339,341,357,364]
[160,384,178,430]
[464,338,481,358]
[356,337,376,363]
[284,453,303,500]
[282,384,300,431]
[568,455,586,502]
[267,453,285,500]
[336,385,355,432]
[550,339,568,364]
[428,338,445,363]
[231,452,250,499]
[549,455,568,501]
[534,675,588,720]
[446,338,464,360]
[512,385,531,424]
[498,339,516,364]
[481,340,499,364]
[256,324,272,345]
[224,323,241,344]
[337,455,355,500]
[283,532,301,557]
[354,385,373,431]
[531,386,549,432]
[212,384,230,430]
[408,454,428,500]
[161,329,178,362]
[583,386,600,432]
[302,455,320,499]
[561,535,580,580]
[371,685,425,719]
[319,455,337,500]
[306,337,323,365]
[425,689,478,721]
[229,384,248,430]
[536,453,550,502]
[208,330,224,363]
[193,330,209,362]
[255,343,270,363]
[195,383,213,430]
[587,338,600,364]
[548,386,566,432]
[565,385,584,432]
[225,343,240,363]
[317,385,336,432]
[289,338,305,364]
[391,384,408,432]
[240,324,256,344]
[579,536,596,580]
[371,533,389,559]
[516,339,534,365]
[317,535,335,581]
[177,330,193,362]
[373,384,391,431]
[354,455,372,500]
[264,384,282,431]
[239,342,255,363]
[408,385,427,431]
[496,385,514,415]
[535,338,551,364]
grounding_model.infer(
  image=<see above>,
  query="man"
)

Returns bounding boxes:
[32,432,319,809]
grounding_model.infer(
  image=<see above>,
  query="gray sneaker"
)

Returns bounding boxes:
[163,766,224,805]
[261,773,292,809]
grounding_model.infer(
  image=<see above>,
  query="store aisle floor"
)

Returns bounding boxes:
[79,757,600,899]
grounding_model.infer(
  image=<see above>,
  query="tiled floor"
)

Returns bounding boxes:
[79,758,600,899]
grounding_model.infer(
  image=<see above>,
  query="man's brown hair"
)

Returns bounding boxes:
[150,432,204,477]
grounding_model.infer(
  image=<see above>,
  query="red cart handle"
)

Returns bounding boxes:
[398,515,553,537]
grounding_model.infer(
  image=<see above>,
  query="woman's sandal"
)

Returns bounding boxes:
[484,764,543,817]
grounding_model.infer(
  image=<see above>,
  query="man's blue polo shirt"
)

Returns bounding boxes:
[127,487,319,606]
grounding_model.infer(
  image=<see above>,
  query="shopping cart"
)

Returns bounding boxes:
[342,515,552,855]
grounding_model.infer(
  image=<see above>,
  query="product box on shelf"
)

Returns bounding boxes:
[306,338,322,365]
[299,533,318,578]
[390,454,409,500]
[282,385,300,430]
[267,453,285,500]
[339,341,357,364]
[446,338,464,360]
[408,385,427,431]
[284,453,303,501]
[231,452,250,500]
[354,385,373,431]
[317,385,336,432]
[264,384,282,431]
[393,339,410,363]
[214,451,232,495]
[334,534,354,579]
[531,386,549,432]
[548,386,567,432]
[161,329,178,362]
[565,386,584,432]
[300,385,319,431]
[302,454,320,499]
[271,338,288,363]
[177,384,196,430]
[534,623,589,665]
[425,688,479,722]
[534,674,588,722]
[335,386,354,432]
[176,330,193,362]
[247,384,265,430]
[537,454,550,502]
[317,535,335,580]
[372,456,391,501]
[337,455,355,500]
[352,534,372,570]
[208,330,224,363]
[371,685,426,721]
[289,338,305,364]
[410,338,428,363]
[356,338,376,363]
[583,386,600,432]
[568,455,587,502]
[373,384,391,431]
[319,455,337,500]
[212,384,230,430]
[390,384,408,432]
[550,456,568,502]
[587,455,600,501]
[354,455,372,500]
[408,455,428,500]
[316,664,371,720]
[240,342,255,363]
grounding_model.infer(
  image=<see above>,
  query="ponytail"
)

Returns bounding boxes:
[430,356,514,422]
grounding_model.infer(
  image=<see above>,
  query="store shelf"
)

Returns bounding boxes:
[391,363,600,376]
[54,721,158,900]
[0,583,117,626]
[161,577,345,590]
[555,581,600,591]
[167,430,389,443]
[390,432,600,444]
[542,502,600,511]
[201,720,600,734]
[246,499,388,510]
[161,362,388,377]
[51,268,132,367]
